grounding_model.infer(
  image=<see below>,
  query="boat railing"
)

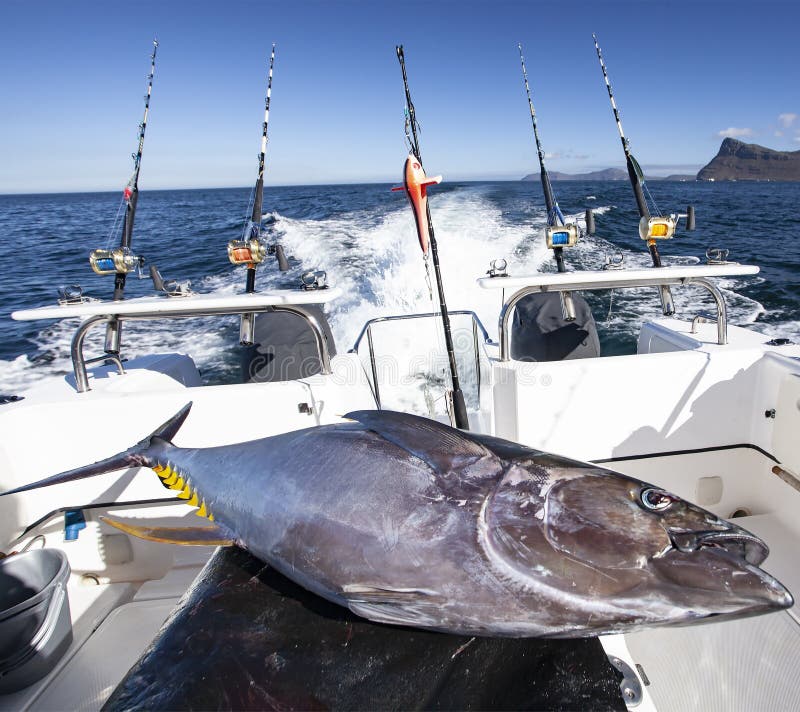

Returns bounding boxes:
[476,264,760,361]
[350,311,493,410]
[12,290,341,393]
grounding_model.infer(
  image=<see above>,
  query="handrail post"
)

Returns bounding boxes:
[366,324,381,408]
[71,315,114,393]
[686,277,727,345]
[472,317,481,396]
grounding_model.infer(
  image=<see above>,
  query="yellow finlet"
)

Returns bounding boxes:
[176,482,193,500]
[186,491,199,507]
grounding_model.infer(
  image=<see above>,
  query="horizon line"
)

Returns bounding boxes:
[0,167,708,197]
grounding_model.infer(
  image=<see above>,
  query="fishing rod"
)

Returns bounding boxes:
[518,43,580,321]
[89,39,158,354]
[227,44,289,344]
[518,45,566,232]
[395,45,469,431]
[593,34,694,316]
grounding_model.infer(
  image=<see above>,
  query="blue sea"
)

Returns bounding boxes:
[0,180,799,392]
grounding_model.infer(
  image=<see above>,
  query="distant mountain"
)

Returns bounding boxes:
[522,168,628,181]
[648,174,697,182]
[520,168,694,182]
[698,138,800,181]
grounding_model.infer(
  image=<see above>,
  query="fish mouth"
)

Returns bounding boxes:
[669,529,769,566]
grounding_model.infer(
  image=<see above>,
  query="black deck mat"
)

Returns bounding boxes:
[104,546,624,711]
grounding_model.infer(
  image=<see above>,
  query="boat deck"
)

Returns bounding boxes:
[0,541,212,712]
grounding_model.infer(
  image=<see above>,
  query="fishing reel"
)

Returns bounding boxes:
[638,216,677,241]
[639,206,696,242]
[89,247,144,275]
[227,237,267,266]
[544,224,580,250]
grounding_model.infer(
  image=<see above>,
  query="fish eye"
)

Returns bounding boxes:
[640,488,675,512]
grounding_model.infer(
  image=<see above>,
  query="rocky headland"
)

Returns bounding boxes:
[521,139,800,182]
[696,138,800,181]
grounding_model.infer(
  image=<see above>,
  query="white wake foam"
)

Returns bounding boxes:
[262,184,552,350]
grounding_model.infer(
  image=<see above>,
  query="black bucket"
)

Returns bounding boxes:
[0,549,72,693]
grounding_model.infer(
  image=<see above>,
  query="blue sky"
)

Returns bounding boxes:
[1,0,797,193]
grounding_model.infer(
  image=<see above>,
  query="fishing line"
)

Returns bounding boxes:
[242,184,257,240]
[424,257,433,301]
[104,198,126,250]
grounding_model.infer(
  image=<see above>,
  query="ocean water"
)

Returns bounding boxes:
[0,180,799,395]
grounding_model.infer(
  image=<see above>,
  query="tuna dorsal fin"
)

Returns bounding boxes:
[343,410,495,474]
[100,516,235,546]
[465,431,545,461]
[0,402,193,497]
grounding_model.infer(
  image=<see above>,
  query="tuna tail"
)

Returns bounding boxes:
[0,402,193,497]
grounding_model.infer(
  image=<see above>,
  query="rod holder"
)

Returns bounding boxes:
[560,292,577,322]
[585,209,596,235]
[240,313,256,346]
[276,244,289,271]
[104,319,121,354]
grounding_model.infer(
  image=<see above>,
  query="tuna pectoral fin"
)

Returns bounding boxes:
[100,516,234,546]
[343,584,444,605]
[344,585,445,627]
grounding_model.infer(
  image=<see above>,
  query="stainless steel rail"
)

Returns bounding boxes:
[349,310,492,409]
[70,304,332,393]
[498,276,729,361]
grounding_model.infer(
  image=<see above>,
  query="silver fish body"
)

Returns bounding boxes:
[131,409,792,637]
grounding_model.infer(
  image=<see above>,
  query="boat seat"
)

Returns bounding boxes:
[510,291,600,361]
[240,304,337,383]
